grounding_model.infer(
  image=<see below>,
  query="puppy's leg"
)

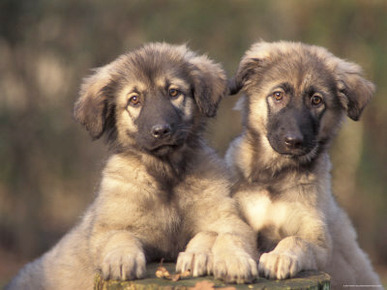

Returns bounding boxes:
[95,230,146,281]
[176,231,217,277]
[259,236,328,279]
[212,232,258,284]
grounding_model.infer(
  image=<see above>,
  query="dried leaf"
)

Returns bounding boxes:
[155,259,171,279]
[155,267,168,278]
[155,259,191,282]
[180,269,191,278]
[170,274,181,282]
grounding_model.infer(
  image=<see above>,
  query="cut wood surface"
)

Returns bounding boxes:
[94,262,331,290]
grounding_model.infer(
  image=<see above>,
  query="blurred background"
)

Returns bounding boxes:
[0,0,386,286]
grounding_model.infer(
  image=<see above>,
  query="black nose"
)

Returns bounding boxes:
[284,134,303,149]
[151,124,172,139]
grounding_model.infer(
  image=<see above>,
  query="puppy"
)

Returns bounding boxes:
[226,41,381,288]
[7,43,258,289]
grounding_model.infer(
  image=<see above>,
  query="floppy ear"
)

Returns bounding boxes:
[232,41,275,95]
[74,63,116,139]
[188,55,227,117]
[231,57,263,95]
[335,59,375,121]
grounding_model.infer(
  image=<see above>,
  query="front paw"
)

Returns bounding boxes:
[176,251,212,277]
[213,252,258,284]
[101,247,146,280]
[259,252,300,280]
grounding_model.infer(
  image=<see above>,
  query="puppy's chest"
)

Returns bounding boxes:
[138,195,183,233]
[239,190,305,236]
[139,190,189,229]
[240,193,274,232]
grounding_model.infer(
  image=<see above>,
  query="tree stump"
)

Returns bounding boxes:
[94,263,331,289]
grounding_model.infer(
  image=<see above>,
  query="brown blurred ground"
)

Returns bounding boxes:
[0,0,386,286]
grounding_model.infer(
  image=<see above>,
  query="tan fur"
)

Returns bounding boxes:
[226,41,381,288]
[7,43,258,289]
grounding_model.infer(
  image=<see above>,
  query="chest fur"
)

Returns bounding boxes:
[239,191,311,237]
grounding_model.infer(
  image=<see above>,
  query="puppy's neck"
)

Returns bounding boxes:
[139,139,205,189]
[146,149,190,188]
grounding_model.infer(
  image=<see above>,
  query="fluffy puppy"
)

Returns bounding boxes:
[7,43,258,290]
[226,41,381,288]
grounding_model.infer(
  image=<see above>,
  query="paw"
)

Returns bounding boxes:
[213,252,258,284]
[259,252,300,280]
[101,247,146,280]
[176,251,212,277]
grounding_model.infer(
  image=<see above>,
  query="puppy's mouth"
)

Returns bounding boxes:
[137,132,188,157]
[278,147,315,157]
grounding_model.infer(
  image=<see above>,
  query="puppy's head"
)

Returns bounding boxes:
[231,41,375,160]
[74,43,227,156]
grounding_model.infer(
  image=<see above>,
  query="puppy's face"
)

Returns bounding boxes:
[74,43,227,156]
[245,53,343,157]
[232,41,374,160]
[113,62,196,156]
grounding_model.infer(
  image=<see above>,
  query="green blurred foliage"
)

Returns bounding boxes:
[0,0,386,283]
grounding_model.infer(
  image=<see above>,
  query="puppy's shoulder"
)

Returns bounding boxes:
[224,136,242,168]
[191,144,227,173]
[179,144,232,196]
[98,153,157,198]
[225,135,253,181]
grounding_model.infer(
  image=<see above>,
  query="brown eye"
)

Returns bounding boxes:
[168,88,180,98]
[273,91,283,102]
[128,95,140,107]
[311,95,323,107]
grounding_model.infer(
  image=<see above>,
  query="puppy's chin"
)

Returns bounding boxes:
[274,145,319,164]
[150,144,183,157]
